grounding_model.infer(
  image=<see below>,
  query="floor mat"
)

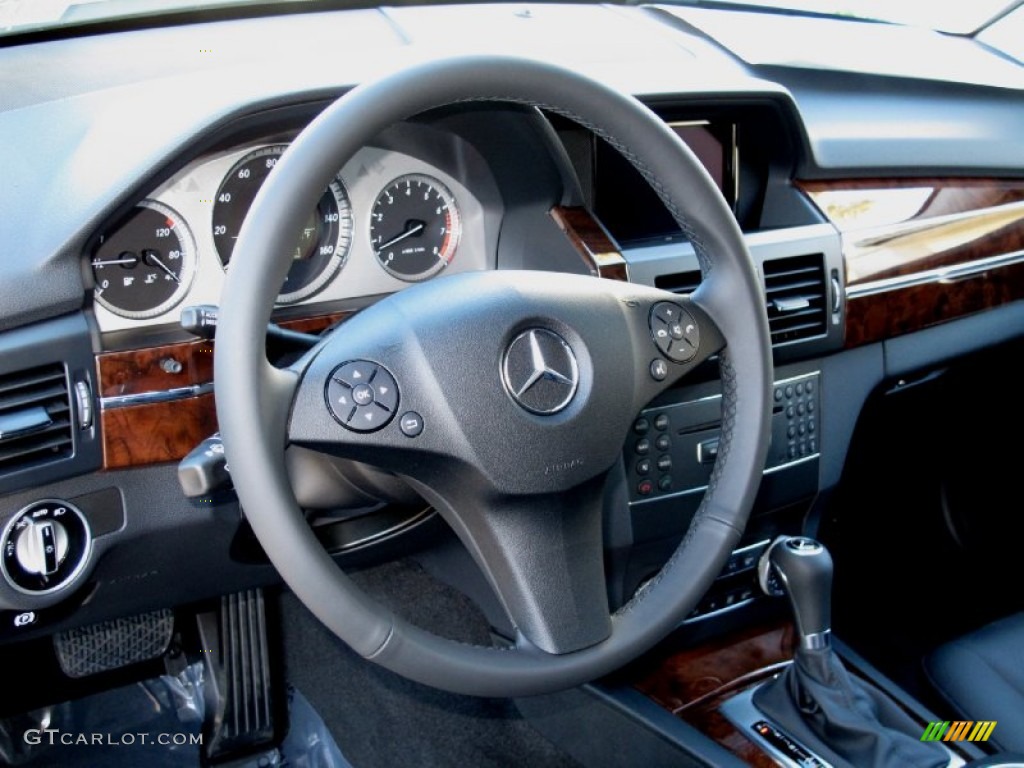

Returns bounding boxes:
[0,661,351,768]
[280,559,582,768]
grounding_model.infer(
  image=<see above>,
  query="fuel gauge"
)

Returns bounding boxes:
[91,200,196,319]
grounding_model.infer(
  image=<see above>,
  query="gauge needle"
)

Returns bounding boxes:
[144,251,181,284]
[376,221,424,252]
[91,256,139,267]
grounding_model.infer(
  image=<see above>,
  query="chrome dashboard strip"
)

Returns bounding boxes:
[845,248,1024,299]
[100,382,214,410]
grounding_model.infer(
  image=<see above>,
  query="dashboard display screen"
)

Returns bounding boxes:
[593,121,736,245]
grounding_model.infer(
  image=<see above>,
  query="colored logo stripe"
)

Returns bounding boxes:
[921,721,996,742]
[945,721,973,741]
[968,722,997,742]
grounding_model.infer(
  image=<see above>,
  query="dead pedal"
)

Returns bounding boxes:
[53,608,174,678]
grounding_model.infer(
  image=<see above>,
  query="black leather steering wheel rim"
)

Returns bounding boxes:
[215,55,773,697]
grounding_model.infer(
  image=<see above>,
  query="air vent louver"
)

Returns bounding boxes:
[0,364,73,475]
[763,254,827,345]
[654,269,702,296]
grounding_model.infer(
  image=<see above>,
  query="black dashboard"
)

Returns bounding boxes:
[1,2,1023,655]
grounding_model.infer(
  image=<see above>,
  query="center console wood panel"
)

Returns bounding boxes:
[632,621,795,766]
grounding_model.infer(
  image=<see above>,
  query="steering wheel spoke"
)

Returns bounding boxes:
[414,473,612,655]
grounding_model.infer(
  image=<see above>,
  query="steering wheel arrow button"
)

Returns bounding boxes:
[326,361,398,431]
[371,369,399,411]
[335,360,378,387]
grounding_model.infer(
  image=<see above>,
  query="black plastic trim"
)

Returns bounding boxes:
[516,681,749,768]
[0,314,101,497]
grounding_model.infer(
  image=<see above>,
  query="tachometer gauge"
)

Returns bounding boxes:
[91,200,196,319]
[370,174,461,282]
[212,145,353,304]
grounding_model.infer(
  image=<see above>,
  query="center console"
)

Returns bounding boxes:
[613,368,823,625]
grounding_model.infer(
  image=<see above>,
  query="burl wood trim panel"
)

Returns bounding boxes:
[799,179,1024,346]
[277,311,349,335]
[550,206,629,281]
[634,620,795,714]
[101,393,218,469]
[800,179,1024,287]
[800,178,1024,226]
[633,618,977,765]
[97,339,213,399]
[845,259,1024,347]
[632,621,795,767]
[98,311,347,468]
[96,311,347,398]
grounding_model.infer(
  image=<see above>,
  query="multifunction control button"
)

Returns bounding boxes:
[649,302,699,363]
[649,359,668,381]
[399,411,423,438]
[628,412,677,502]
[774,374,819,462]
[326,361,399,432]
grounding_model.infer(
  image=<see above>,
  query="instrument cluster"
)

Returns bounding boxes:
[88,137,488,332]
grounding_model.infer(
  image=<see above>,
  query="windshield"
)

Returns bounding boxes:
[706,0,1018,34]
[0,0,1019,38]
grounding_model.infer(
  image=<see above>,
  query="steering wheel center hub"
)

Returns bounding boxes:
[501,327,580,414]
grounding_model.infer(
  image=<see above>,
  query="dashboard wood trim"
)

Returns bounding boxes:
[844,259,1024,348]
[97,339,214,399]
[550,206,630,282]
[632,619,794,767]
[101,393,217,469]
[96,311,346,469]
[798,179,1024,348]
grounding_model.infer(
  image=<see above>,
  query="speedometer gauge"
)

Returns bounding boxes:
[370,174,461,282]
[91,200,196,319]
[212,145,353,304]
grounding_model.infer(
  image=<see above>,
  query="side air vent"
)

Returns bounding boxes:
[763,254,827,345]
[654,269,702,296]
[0,364,74,476]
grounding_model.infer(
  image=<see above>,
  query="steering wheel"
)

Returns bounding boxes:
[215,56,772,697]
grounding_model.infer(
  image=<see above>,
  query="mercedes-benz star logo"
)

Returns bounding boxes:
[502,328,579,415]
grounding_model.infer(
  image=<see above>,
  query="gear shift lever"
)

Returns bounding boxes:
[752,536,948,768]
[758,536,832,650]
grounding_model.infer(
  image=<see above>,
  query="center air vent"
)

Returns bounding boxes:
[0,364,73,476]
[654,269,702,296]
[763,254,827,345]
